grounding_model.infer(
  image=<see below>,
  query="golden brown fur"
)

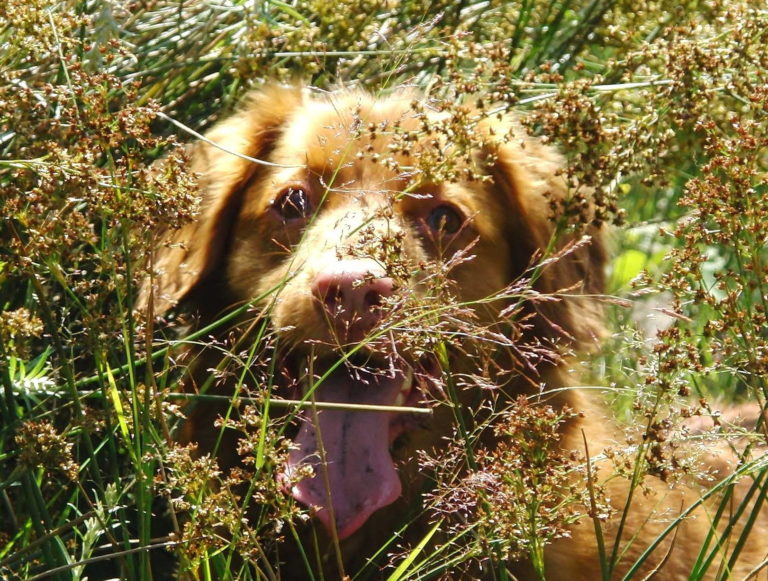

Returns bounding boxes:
[141,86,767,579]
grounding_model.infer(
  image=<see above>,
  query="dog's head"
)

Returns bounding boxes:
[141,86,605,539]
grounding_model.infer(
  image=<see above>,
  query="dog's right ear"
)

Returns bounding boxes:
[138,86,303,314]
[483,117,607,349]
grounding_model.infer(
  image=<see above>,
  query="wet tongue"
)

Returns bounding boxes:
[285,365,404,539]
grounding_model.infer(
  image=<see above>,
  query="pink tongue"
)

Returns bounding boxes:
[284,366,404,539]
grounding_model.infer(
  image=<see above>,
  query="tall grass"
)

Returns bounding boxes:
[1,1,767,579]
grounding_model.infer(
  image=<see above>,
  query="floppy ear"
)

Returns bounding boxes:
[138,86,303,314]
[490,124,606,347]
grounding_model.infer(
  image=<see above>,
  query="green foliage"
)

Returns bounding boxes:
[1,0,767,579]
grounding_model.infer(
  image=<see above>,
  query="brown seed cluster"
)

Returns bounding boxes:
[426,397,604,573]
[15,420,79,481]
[158,408,305,571]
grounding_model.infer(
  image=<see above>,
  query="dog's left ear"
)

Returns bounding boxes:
[138,86,303,314]
[487,122,606,348]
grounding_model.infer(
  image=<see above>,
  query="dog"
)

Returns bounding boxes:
[141,86,767,579]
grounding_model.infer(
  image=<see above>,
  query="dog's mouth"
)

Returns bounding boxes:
[280,354,435,539]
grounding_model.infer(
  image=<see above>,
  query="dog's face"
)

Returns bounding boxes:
[143,86,604,541]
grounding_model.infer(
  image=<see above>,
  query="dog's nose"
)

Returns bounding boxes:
[313,259,395,339]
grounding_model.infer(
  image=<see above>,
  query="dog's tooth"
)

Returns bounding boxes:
[394,368,414,407]
[403,367,414,392]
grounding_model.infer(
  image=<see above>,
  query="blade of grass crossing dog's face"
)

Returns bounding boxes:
[689,480,735,578]
[233,316,271,471]
[717,468,768,580]
[622,454,768,581]
[688,468,768,579]
[385,519,442,581]
[400,524,485,579]
[582,429,610,581]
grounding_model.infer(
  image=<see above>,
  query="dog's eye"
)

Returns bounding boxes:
[426,205,463,235]
[274,187,312,221]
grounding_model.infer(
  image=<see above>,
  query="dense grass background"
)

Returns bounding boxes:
[1,1,767,579]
